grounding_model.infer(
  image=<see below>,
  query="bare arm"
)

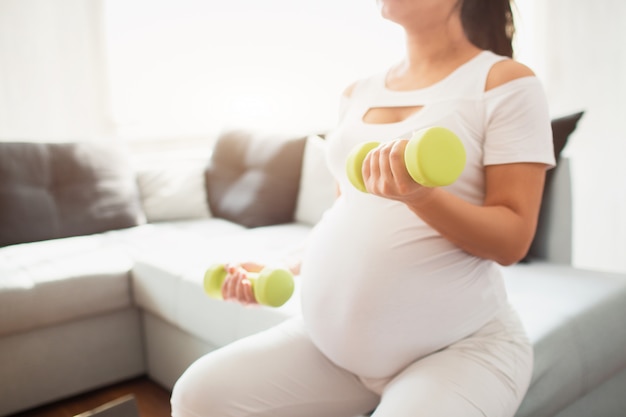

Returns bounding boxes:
[363,139,546,265]
[361,60,549,265]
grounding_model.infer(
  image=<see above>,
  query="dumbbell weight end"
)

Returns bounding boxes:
[345,141,381,193]
[404,127,466,188]
[203,264,229,300]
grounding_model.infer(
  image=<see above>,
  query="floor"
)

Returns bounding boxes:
[10,377,171,417]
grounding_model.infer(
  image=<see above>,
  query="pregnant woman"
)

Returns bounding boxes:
[171,0,555,416]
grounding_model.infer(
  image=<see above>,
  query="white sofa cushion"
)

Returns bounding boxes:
[0,234,134,336]
[0,218,244,337]
[135,157,211,222]
[503,262,626,417]
[294,135,337,225]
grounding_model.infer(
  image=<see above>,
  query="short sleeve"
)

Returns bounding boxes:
[483,77,556,168]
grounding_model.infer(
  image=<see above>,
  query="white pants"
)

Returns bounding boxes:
[171,305,533,417]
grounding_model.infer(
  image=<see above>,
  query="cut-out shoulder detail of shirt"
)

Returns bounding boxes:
[342,81,358,99]
[485,59,535,92]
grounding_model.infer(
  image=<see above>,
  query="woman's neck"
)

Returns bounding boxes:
[386,20,480,90]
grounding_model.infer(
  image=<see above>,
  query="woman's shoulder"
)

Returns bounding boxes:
[485,58,536,92]
[339,76,380,103]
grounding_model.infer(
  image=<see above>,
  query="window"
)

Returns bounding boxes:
[103,0,404,137]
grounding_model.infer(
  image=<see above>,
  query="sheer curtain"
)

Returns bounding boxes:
[0,0,113,140]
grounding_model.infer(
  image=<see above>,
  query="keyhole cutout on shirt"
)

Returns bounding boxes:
[362,105,424,125]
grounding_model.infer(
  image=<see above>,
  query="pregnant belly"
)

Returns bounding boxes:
[299,196,504,378]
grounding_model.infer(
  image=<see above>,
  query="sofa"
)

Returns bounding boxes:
[1,122,625,417]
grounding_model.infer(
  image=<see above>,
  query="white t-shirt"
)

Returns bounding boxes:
[300,51,556,379]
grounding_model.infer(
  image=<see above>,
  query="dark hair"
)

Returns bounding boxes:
[458,0,515,58]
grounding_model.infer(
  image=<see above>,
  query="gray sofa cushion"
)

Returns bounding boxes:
[523,112,584,262]
[0,141,145,247]
[504,262,626,417]
[205,130,306,228]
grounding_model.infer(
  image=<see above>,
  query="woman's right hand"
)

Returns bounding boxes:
[221,262,264,306]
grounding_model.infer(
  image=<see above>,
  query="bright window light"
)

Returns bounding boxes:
[103,0,404,137]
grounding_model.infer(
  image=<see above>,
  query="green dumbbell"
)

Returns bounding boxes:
[345,127,466,192]
[203,264,295,307]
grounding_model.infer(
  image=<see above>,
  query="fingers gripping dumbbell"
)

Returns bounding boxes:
[203,264,295,307]
[345,127,466,192]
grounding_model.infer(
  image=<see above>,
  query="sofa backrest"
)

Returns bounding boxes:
[527,156,573,264]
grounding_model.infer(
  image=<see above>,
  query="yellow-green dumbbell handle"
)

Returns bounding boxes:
[345,127,466,191]
[203,264,295,307]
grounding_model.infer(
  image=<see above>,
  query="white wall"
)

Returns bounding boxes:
[102,0,404,137]
[518,0,626,273]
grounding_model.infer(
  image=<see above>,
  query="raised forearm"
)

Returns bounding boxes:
[406,188,536,265]
[405,163,547,265]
